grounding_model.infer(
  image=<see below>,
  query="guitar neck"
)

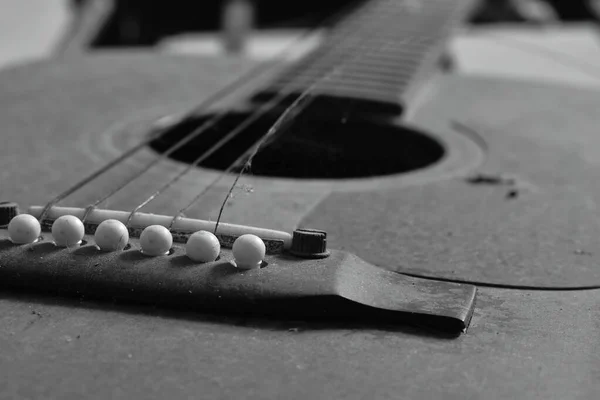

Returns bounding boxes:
[254,0,477,116]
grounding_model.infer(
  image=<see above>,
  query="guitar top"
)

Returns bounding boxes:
[1,0,600,398]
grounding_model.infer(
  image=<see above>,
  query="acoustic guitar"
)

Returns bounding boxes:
[1,0,598,398]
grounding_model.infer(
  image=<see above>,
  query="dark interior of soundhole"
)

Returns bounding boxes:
[148,109,444,179]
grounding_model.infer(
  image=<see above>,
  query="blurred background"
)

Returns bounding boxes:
[3,0,600,87]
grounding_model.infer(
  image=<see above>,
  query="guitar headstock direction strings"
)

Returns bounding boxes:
[4,0,392,267]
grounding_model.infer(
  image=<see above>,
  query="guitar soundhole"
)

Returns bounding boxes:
[148,110,444,179]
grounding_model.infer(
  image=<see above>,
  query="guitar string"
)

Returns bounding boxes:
[122,81,304,227]
[43,0,482,225]
[211,82,322,234]
[37,0,364,224]
[123,26,385,228]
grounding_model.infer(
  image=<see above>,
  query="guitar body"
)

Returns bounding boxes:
[2,51,600,399]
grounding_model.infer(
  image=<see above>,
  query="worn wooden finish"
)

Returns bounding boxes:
[2,0,600,396]
[2,49,600,399]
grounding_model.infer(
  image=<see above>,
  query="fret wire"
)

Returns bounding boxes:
[256,0,475,110]
[279,79,412,95]
[276,58,427,84]
[280,61,421,83]
[267,69,418,91]
[287,38,437,64]
[280,39,446,75]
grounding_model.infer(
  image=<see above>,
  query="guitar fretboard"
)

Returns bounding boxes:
[254,0,476,116]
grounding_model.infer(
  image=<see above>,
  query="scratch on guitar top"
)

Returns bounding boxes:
[465,173,516,186]
[464,172,538,200]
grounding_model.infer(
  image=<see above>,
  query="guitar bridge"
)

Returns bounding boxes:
[0,204,477,335]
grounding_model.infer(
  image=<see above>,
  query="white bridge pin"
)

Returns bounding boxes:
[140,225,172,256]
[8,214,41,244]
[95,219,129,251]
[232,234,265,270]
[52,215,85,247]
[186,230,220,263]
